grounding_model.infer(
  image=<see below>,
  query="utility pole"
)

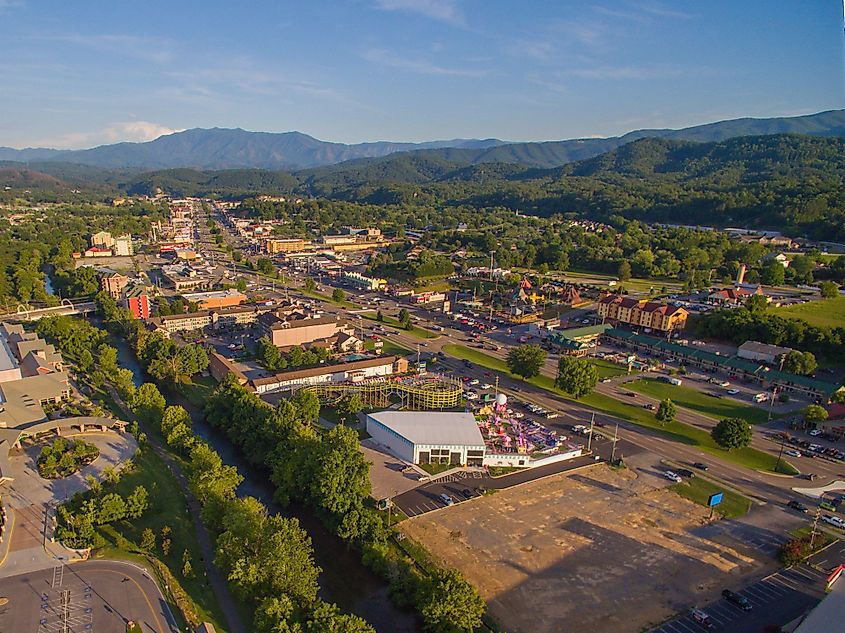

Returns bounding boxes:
[774,431,786,473]
[811,505,822,548]
[610,423,619,463]
[768,386,779,423]
[587,413,595,452]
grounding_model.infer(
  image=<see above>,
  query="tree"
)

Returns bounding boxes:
[334,392,363,425]
[820,281,839,299]
[129,383,166,425]
[125,485,150,519]
[140,527,156,552]
[711,417,752,450]
[555,356,599,399]
[376,310,384,322]
[419,569,486,633]
[656,399,677,425]
[331,288,345,303]
[617,261,632,281]
[257,258,275,276]
[305,600,376,633]
[182,549,194,579]
[97,493,128,524]
[782,350,817,376]
[745,294,768,315]
[831,391,845,404]
[506,344,546,380]
[304,277,316,292]
[397,308,411,330]
[160,525,172,556]
[761,262,785,286]
[803,404,828,423]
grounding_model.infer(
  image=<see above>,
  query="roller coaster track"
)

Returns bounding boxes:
[300,374,463,410]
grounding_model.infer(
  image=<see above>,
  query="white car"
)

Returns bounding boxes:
[469,378,480,386]
[726,388,740,395]
[481,383,493,390]
[600,378,612,383]
[664,471,683,483]
[808,429,822,437]
[784,449,802,458]
[822,515,845,529]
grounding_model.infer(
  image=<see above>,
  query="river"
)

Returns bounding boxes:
[110,332,420,633]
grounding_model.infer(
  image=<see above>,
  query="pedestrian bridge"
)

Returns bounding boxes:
[0,300,97,322]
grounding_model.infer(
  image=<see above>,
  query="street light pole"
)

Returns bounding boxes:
[610,423,619,464]
[587,413,595,452]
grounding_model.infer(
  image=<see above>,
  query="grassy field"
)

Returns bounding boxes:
[770,295,845,329]
[95,448,229,631]
[442,344,798,475]
[300,287,357,309]
[671,477,752,519]
[627,377,770,425]
[176,376,218,409]
[592,358,636,379]
[361,312,439,339]
[364,338,413,357]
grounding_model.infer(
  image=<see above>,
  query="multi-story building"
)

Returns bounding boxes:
[122,286,151,320]
[113,234,134,256]
[100,273,129,299]
[90,231,114,249]
[257,312,350,349]
[596,295,688,332]
[264,238,311,254]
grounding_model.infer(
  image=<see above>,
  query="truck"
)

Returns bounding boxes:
[753,393,769,403]
[667,377,683,386]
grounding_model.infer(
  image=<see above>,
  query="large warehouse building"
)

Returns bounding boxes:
[365,411,486,467]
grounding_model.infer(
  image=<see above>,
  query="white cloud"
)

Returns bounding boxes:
[37,33,173,64]
[569,64,684,80]
[373,0,464,26]
[362,48,487,76]
[33,120,181,149]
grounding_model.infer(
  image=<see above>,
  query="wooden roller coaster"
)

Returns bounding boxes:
[300,373,463,410]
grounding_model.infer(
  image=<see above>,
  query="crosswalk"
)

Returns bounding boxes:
[652,565,827,633]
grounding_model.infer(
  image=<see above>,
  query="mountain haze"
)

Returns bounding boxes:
[0,110,842,171]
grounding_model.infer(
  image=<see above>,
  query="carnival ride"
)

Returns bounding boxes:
[301,373,463,410]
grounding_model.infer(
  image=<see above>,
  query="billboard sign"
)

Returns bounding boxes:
[707,492,724,507]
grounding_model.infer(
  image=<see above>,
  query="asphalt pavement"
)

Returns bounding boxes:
[651,564,827,633]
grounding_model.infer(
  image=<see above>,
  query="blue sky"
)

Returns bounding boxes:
[1,0,843,148]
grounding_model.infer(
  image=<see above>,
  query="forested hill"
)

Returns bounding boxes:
[1,109,842,171]
[4,134,845,240]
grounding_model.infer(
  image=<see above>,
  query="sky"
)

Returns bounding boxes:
[1,0,843,148]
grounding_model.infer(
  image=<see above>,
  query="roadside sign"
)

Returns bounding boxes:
[707,492,724,507]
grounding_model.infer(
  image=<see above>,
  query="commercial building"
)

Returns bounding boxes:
[181,289,247,311]
[342,271,387,291]
[250,356,407,394]
[258,312,350,349]
[737,341,793,364]
[597,295,688,332]
[365,411,486,467]
[264,238,311,254]
[152,303,287,335]
[707,286,765,306]
[819,404,845,441]
[604,328,841,400]
[100,272,129,299]
[547,324,612,357]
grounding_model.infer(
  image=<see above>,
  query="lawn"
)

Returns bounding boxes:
[627,377,769,425]
[418,462,455,475]
[300,287,357,309]
[94,448,229,632]
[671,476,752,519]
[364,338,413,357]
[770,295,845,329]
[361,312,439,339]
[176,375,218,408]
[591,358,636,379]
[442,344,798,475]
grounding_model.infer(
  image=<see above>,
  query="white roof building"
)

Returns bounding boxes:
[365,411,485,467]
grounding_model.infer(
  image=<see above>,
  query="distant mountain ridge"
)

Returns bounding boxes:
[0,109,843,171]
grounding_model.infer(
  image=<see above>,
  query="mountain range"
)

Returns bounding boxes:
[1,109,843,171]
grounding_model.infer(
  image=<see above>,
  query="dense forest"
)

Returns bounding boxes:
[3,134,845,240]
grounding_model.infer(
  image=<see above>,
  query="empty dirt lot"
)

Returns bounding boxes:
[401,464,772,633]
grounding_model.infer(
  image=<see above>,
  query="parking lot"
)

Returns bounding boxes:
[652,564,827,633]
[400,463,770,633]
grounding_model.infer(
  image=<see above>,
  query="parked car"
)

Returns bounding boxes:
[822,515,845,529]
[664,471,683,483]
[692,462,709,471]
[809,429,822,436]
[439,493,454,506]
[689,608,713,629]
[722,589,752,611]
[600,378,612,383]
[787,500,809,514]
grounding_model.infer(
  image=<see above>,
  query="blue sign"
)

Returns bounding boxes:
[708,492,724,507]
